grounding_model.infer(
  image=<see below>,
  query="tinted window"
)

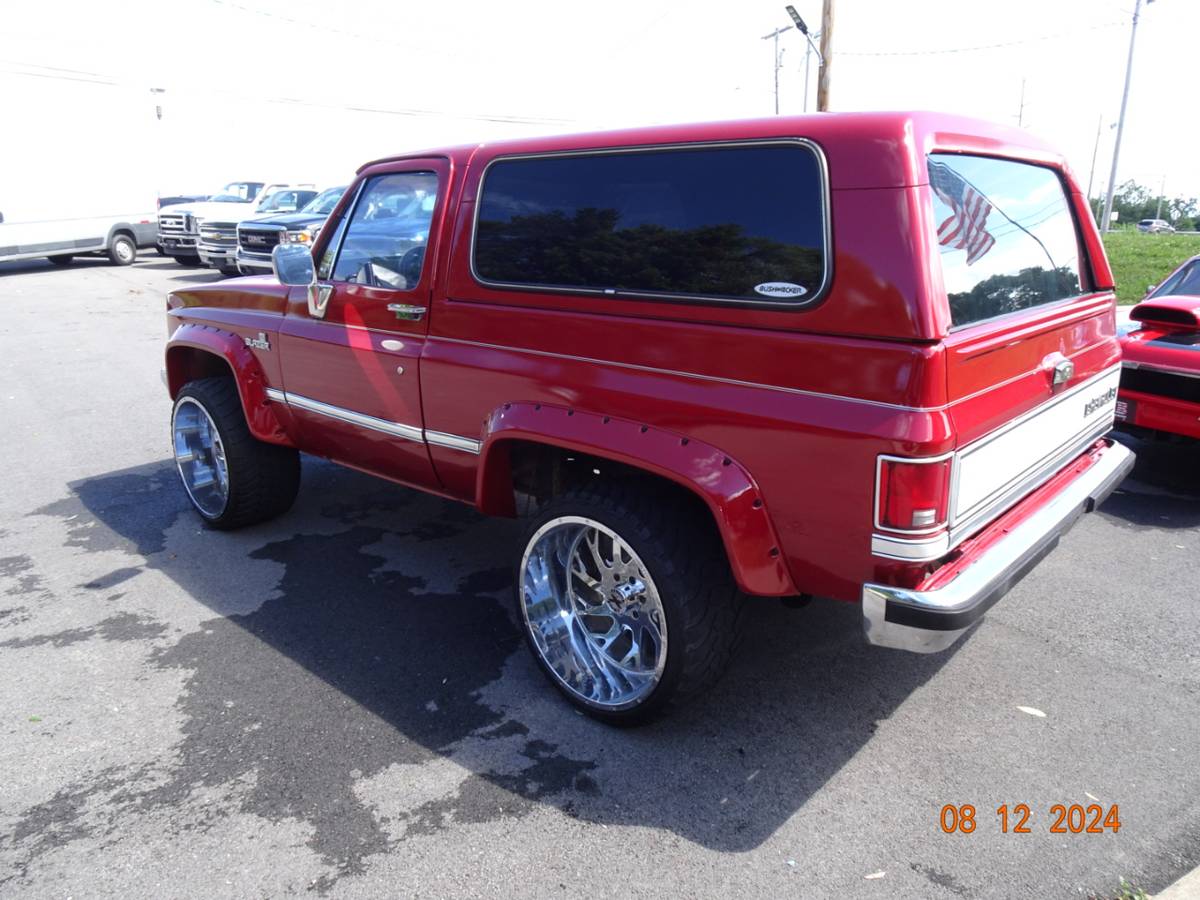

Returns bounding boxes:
[331,172,438,289]
[473,144,826,303]
[929,154,1085,328]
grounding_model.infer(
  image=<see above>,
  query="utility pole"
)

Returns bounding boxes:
[1086,114,1103,210]
[1101,0,1153,233]
[817,0,834,111]
[1156,174,1167,220]
[761,25,793,115]
[1016,79,1026,127]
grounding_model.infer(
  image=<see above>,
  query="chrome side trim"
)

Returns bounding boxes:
[283,392,424,443]
[267,390,482,452]
[863,440,1134,653]
[425,430,482,454]
[870,532,951,562]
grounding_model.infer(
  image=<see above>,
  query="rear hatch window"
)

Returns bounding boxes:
[929,153,1085,328]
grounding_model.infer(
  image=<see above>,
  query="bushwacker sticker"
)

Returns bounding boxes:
[753,282,807,299]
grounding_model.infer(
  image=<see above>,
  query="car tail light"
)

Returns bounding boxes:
[876,455,952,532]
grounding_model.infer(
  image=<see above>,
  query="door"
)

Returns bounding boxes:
[278,161,448,488]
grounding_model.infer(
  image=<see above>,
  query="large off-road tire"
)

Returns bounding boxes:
[107,233,136,266]
[47,255,73,266]
[516,481,745,725]
[171,377,300,530]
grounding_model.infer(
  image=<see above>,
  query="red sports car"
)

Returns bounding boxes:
[1117,254,1200,440]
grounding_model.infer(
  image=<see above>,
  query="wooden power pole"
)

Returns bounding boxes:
[816,0,834,111]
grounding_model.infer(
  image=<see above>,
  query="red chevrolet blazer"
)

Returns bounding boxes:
[164,112,1134,723]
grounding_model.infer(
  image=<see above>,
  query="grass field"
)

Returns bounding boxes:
[1101,230,1200,304]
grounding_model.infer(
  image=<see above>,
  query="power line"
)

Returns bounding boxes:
[840,20,1123,57]
[0,59,574,127]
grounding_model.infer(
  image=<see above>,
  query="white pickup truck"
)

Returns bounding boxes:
[157,182,313,272]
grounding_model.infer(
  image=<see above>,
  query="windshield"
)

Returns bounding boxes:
[217,181,264,201]
[303,187,347,216]
[1150,259,1200,298]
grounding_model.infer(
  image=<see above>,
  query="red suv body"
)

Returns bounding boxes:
[164,112,1133,722]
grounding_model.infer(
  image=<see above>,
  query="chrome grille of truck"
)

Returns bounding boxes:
[158,213,196,236]
[199,222,238,246]
[238,226,284,252]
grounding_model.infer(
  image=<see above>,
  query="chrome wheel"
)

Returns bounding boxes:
[520,516,668,710]
[113,238,135,264]
[172,397,230,519]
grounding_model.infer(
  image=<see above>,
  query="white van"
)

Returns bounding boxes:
[0,208,157,267]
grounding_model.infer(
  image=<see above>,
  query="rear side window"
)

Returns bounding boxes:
[473,143,827,304]
[929,154,1085,328]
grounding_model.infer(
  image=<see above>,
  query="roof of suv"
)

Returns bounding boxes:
[357,111,1067,191]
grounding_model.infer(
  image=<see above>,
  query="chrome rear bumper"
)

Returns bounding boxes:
[862,440,1134,653]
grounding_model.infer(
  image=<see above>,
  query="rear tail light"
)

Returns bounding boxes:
[876,455,952,533]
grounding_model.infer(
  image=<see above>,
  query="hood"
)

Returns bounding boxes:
[240,211,327,230]
[159,199,255,219]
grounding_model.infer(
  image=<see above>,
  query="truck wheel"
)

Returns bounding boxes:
[48,255,73,266]
[171,377,300,530]
[516,482,745,725]
[108,233,136,266]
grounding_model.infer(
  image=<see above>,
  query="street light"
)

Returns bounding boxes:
[785,6,823,113]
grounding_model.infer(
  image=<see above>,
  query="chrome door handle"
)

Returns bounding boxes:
[387,303,426,321]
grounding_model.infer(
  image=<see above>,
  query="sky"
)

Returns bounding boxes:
[1,0,1197,218]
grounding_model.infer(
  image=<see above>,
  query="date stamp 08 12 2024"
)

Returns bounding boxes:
[940,804,1122,835]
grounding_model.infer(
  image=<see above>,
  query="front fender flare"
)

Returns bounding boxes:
[477,402,797,597]
[165,323,290,445]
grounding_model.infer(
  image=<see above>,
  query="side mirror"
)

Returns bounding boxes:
[272,243,314,286]
[272,243,331,319]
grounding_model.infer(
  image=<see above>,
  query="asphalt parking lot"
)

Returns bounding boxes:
[1,254,1198,898]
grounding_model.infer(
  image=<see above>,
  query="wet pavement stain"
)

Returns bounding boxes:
[1,555,44,598]
[0,612,167,649]
[4,513,598,892]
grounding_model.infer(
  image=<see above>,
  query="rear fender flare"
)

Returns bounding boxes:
[165,323,291,445]
[476,402,797,597]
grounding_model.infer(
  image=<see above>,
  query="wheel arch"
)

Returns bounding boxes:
[105,222,137,246]
[165,324,293,446]
[476,402,797,597]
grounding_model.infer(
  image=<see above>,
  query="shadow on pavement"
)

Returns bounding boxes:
[1101,431,1200,530]
[18,456,952,881]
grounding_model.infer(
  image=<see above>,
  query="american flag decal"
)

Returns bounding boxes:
[930,160,996,266]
